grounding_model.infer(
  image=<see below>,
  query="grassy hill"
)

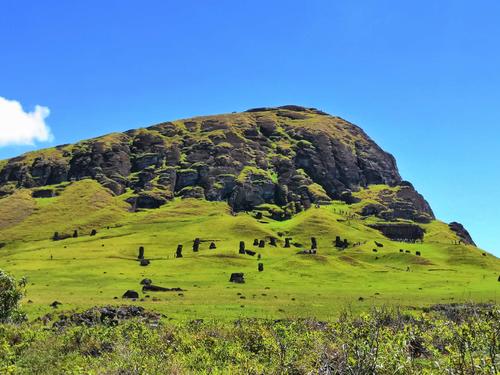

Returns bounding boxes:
[0,179,498,320]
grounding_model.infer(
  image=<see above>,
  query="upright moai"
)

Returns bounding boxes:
[138,246,145,260]
[209,242,216,250]
[193,238,200,252]
[239,241,246,254]
[258,240,265,248]
[90,229,97,236]
[53,232,59,241]
[257,253,261,260]
[258,263,264,272]
[269,237,277,246]
[176,244,183,258]
[311,237,317,250]
[284,238,291,248]
[335,236,342,248]
[253,239,259,246]
[73,230,78,238]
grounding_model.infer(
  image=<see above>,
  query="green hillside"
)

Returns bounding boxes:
[0,179,498,320]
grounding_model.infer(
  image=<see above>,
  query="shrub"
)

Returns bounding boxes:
[0,270,26,323]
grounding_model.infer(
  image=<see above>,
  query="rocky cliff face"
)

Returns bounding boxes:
[0,105,434,221]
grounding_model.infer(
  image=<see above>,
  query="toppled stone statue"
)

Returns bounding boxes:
[229,273,245,283]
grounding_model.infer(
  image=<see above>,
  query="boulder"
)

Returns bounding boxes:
[122,290,139,299]
[140,278,152,285]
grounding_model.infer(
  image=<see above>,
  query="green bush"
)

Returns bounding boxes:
[0,270,26,323]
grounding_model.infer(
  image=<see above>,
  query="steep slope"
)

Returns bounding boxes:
[0,105,432,222]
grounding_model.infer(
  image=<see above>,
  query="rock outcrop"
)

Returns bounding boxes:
[449,222,476,246]
[0,106,434,222]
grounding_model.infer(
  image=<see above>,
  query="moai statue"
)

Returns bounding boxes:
[193,238,200,252]
[209,242,216,250]
[53,232,59,241]
[258,240,265,248]
[138,246,145,260]
[176,244,183,258]
[90,229,97,236]
[284,238,291,248]
[258,263,264,272]
[335,236,343,248]
[73,230,78,238]
[311,237,317,250]
[257,253,261,260]
[239,241,246,254]
[253,239,259,246]
[269,237,277,246]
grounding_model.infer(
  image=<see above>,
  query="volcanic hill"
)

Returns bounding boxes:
[0,105,497,319]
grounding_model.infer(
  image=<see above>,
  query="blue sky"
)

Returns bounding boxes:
[1,1,499,254]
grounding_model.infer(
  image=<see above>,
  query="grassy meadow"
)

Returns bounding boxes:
[0,179,499,321]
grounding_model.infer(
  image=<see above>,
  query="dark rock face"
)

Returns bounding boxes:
[449,222,476,246]
[369,224,425,242]
[32,188,56,198]
[0,106,434,221]
[357,183,434,223]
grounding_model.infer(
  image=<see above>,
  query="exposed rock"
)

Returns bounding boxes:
[140,278,152,286]
[47,305,160,328]
[32,188,56,198]
[369,223,425,242]
[50,301,62,308]
[139,259,150,266]
[0,106,437,221]
[122,290,139,299]
[449,222,476,246]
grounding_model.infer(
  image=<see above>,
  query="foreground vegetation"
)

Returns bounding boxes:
[0,303,498,374]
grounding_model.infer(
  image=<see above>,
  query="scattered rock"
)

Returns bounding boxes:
[50,301,62,308]
[122,290,139,299]
[140,259,150,266]
[140,278,152,286]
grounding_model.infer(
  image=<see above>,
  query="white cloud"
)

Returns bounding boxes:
[0,96,53,147]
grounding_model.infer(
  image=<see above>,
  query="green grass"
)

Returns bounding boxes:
[0,180,499,321]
